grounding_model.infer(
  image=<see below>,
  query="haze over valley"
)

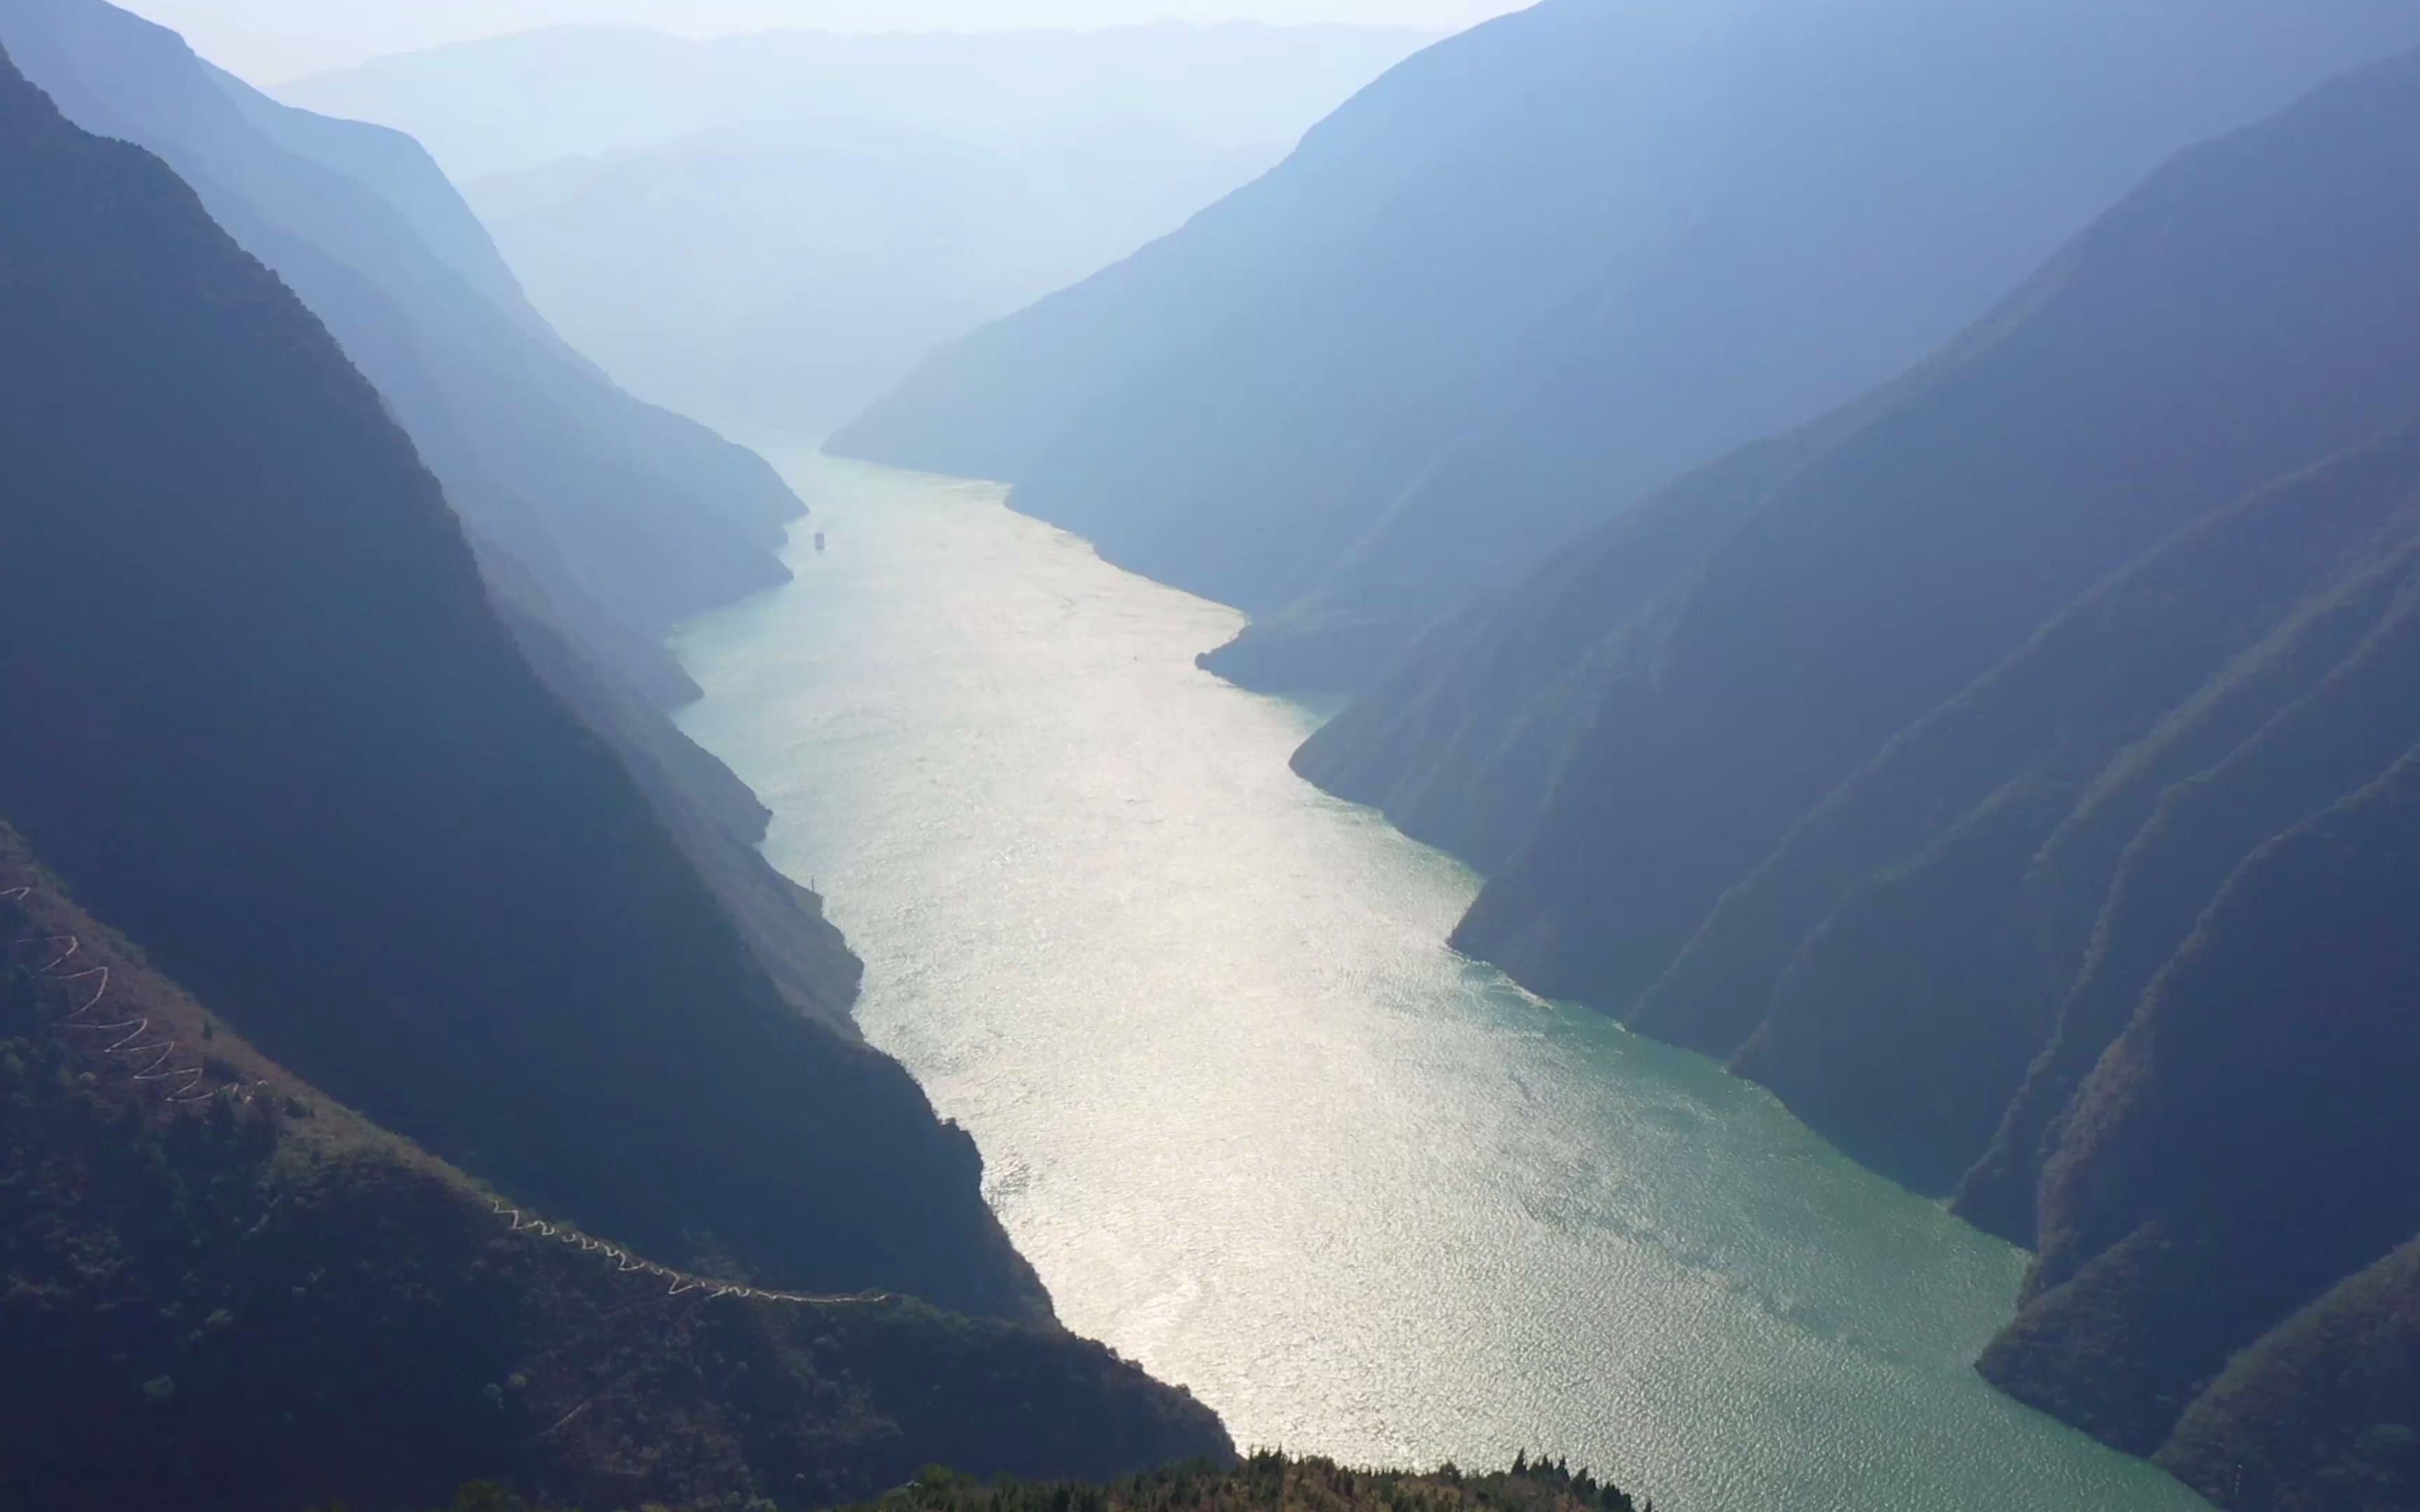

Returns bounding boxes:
[279,23,1435,433]
[6,5,2420,1512]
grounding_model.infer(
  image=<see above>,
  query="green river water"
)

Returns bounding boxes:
[672,451,2211,1512]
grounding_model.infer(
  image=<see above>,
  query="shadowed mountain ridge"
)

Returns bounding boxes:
[1302,44,2420,1508]
[837,0,2420,693]
[0,33,1043,1323]
[0,833,1230,1512]
[1,0,870,1029]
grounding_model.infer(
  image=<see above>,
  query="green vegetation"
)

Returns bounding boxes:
[846,1455,1647,1512]
[330,1454,1650,1512]
[1,860,1228,1512]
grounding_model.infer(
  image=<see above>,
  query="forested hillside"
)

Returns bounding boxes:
[1309,43,2420,1007]
[1298,46,2420,1509]
[1,844,1228,1512]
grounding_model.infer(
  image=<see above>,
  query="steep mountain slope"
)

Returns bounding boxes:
[1294,426,1845,873]
[1678,421,2420,1187]
[1304,46,2420,1504]
[837,0,2420,692]
[486,564,865,1025]
[0,844,1230,1512]
[3,0,866,1031]
[1323,43,2420,1014]
[835,1,1767,549]
[0,39,1035,1320]
[1198,0,2420,692]
[1981,747,2420,1492]
[208,54,531,316]
[2153,1234,2420,1511]
[1,0,796,706]
[1956,554,2420,1244]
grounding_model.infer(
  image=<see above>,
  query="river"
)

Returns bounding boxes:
[671,451,2211,1512]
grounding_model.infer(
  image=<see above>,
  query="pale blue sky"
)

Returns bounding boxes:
[118,0,1531,83]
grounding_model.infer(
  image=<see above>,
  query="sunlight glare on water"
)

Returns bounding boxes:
[672,451,2211,1512]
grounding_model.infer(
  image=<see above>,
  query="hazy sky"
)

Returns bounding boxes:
[117,0,1530,83]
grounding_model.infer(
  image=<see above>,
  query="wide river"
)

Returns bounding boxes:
[673,453,2210,1512]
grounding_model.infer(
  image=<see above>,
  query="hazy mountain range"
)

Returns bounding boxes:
[279,22,1439,179]
[281,24,1435,433]
[116,0,1516,83]
[461,120,1284,435]
[836,0,2420,692]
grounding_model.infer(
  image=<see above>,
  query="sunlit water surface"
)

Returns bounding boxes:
[672,453,2209,1512]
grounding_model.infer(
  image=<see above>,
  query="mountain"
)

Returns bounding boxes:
[1,848,1229,1512]
[1307,41,2420,1009]
[834,0,2420,693]
[279,22,1426,441]
[279,22,1440,182]
[1302,43,2420,1508]
[2153,1231,2420,1511]
[1,27,1235,1506]
[1,0,799,706]
[0,28,1048,1331]
[463,118,1282,436]
[1975,730,2420,1499]
[1707,424,2420,1203]
[0,0,870,1030]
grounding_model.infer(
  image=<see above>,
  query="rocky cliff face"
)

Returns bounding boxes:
[0,38,1038,1322]
[837,0,2420,694]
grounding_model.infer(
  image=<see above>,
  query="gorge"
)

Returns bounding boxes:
[822,5,2420,1506]
[8,0,2419,1506]
[669,455,2213,1512]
